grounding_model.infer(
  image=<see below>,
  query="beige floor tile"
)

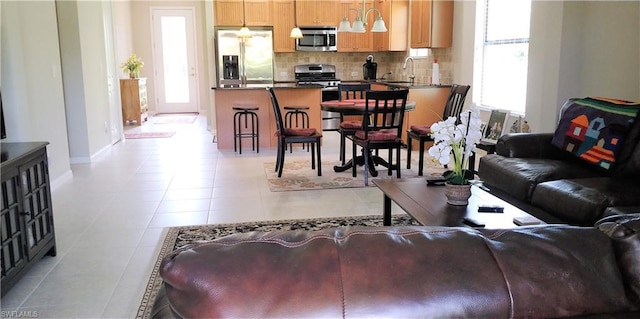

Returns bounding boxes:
[2,114,429,317]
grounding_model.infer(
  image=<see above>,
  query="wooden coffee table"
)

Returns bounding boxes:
[373,178,544,228]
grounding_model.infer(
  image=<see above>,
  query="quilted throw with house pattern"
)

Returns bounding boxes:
[551,97,640,170]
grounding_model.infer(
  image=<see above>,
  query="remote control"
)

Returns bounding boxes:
[426,176,447,186]
[463,216,486,228]
[478,205,504,213]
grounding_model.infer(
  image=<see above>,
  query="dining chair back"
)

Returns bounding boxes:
[338,83,371,100]
[349,89,409,185]
[268,88,322,177]
[407,84,471,175]
[337,83,372,164]
[443,84,471,123]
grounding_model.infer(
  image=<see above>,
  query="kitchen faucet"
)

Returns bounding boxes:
[402,56,415,84]
[379,72,392,81]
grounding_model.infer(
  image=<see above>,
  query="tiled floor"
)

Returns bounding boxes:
[1,114,415,318]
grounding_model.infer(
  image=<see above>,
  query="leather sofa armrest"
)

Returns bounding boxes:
[495,133,565,159]
[596,214,640,305]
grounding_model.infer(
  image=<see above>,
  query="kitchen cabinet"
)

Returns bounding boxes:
[1,142,57,297]
[213,87,321,150]
[214,0,273,26]
[296,0,339,26]
[373,0,408,51]
[120,78,148,125]
[273,0,296,52]
[410,0,453,48]
[337,0,375,52]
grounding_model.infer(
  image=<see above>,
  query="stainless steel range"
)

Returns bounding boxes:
[294,64,342,130]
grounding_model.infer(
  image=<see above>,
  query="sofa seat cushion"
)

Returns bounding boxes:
[531,178,640,226]
[478,154,602,202]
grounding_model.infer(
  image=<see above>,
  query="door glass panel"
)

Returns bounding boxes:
[161,16,189,103]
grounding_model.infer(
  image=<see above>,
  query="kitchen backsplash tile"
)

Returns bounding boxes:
[274,48,452,85]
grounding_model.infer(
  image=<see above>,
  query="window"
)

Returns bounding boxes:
[473,0,531,115]
[409,48,430,58]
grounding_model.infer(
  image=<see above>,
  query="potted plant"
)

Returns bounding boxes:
[121,54,144,79]
[428,108,483,205]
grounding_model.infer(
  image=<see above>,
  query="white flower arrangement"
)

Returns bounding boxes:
[428,108,484,185]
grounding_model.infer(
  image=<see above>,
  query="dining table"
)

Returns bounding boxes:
[320,98,416,175]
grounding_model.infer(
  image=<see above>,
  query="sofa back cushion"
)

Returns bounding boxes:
[551,97,640,172]
[159,225,639,318]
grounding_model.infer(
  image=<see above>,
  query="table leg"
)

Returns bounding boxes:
[383,194,392,226]
[333,150,389,177]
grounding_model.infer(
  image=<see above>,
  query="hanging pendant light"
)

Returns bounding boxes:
[338,0,387,33]
[238,0,252,38]
[290,0,303,39]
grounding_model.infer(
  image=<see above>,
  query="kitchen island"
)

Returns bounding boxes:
[211,82,451,151]
[212,83,322,150]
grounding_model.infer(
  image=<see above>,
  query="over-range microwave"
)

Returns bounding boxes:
[296,26,337,52]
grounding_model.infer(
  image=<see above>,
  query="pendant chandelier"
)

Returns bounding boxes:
[290,0,303,39]
[338,0,387,33]
[238,0,252,38]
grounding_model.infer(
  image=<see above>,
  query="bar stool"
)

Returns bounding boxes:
[284,106,310,152]
[232,106,259,154]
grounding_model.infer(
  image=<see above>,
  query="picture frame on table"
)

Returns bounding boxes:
[482,109,510,144]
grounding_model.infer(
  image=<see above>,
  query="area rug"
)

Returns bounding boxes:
[136,214,419,319]
[264,159,446,192]
[153,116,197,124]
[125,131,175,139]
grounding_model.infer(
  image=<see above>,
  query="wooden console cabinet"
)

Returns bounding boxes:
[120,78,148,125]
[1,142,57,296]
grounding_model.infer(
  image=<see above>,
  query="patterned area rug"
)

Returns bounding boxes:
[264,159,445,191]
[136,214,419,319]
[124,131,175,139]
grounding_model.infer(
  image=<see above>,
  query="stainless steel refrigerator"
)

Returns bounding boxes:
[215,27,274,86]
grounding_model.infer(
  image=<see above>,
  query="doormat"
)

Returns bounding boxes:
[124,132,175,139]
[153,116,197,124]
[136,214,419,319]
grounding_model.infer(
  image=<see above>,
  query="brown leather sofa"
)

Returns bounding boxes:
[478,99,640,226]
[151,214,640,318]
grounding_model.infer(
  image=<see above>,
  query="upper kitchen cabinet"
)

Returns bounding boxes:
[273,0,296,52]
[214,0,273,26]
[410,0,453,48]
[337,0,374,52]
[373,0,408,51]
[296,0,339,26]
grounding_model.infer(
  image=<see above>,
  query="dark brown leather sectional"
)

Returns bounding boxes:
[151,214,640,318]
[478,99,640,226]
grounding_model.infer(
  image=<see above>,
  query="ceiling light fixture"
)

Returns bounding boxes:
[238,0,252,38]
[290,0,303,39]
[338,0,387,33]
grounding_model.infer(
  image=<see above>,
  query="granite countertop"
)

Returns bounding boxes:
[356,80,452,89]
[211,81,450,90]
[211,82,323,90]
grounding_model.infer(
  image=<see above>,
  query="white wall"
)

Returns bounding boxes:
[451,0,476,101]
[1,0,71,180]
[76,1,113,156]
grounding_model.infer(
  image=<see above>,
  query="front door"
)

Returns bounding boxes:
[151,8,199,114]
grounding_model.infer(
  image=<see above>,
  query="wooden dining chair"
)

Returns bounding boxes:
[337,83,371,165]
[349,89,409,186]
[267,88,322,178]
[406,84,470,176]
